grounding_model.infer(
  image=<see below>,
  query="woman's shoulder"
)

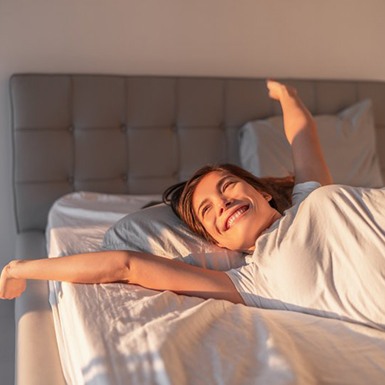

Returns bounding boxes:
[290,182,366,208]
[304,183,384,205]
[291,181,321,206]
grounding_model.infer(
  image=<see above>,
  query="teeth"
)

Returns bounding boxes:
[227,206,247,229]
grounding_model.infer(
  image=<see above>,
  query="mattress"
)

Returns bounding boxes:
[47,192,385,385]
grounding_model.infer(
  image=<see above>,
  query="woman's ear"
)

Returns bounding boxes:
[262,192,273,202]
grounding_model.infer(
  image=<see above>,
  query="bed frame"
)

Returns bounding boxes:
[10,74,385,384]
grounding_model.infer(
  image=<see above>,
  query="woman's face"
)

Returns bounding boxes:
[192,171,282,251]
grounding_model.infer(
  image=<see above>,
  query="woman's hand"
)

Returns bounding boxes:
[266,80,333,186]
[0,261,27,300]
[267,79,297,101]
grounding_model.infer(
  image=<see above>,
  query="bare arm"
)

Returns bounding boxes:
[0,251,244,304]
[267,80,333,186]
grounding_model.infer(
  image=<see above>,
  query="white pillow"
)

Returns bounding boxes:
[47,192,164,256]
[102,204,247,271]
[240,99,384,188]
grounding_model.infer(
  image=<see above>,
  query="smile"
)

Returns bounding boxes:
[225,205,249,230]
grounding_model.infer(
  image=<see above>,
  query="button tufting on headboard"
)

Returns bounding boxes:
[10,74,385,232]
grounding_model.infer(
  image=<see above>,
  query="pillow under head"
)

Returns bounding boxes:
[102,203,246,271]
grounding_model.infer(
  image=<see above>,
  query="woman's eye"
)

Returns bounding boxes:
[202,205,210,217]
[223,180,235,191]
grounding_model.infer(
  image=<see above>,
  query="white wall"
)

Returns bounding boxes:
[1,0,385,263]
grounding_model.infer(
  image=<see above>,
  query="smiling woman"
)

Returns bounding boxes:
[180,167,283,251]
[1,80,323,304]
[163,164,295,247]
[193,170,282,251]
[2,80,385,330]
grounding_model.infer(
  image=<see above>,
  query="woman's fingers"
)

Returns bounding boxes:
[266,79,281,100]
[266,80,297,100]
[0,264,27,299]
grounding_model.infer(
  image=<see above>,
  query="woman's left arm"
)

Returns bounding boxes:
[267,80,333,186]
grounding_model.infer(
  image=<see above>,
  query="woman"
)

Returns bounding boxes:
[1,81,384,329]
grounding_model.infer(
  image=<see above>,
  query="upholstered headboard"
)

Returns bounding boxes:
[10,74,385,233]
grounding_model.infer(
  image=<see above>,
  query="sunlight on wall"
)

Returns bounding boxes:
[0,0,385,261]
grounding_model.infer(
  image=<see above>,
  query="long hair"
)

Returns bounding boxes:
[163,164,294,244]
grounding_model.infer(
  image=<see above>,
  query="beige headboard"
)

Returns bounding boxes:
[10,74,385,232]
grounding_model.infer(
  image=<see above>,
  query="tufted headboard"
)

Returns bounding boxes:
[10,74,385,233]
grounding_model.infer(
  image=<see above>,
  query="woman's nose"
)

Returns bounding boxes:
[218,198,232,215]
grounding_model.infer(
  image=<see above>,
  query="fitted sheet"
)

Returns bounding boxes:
[47,192,385,385]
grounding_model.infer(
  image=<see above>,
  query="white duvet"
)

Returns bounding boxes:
[47,192,385,385]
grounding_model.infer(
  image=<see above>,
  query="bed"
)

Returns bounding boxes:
[11,74,385,385]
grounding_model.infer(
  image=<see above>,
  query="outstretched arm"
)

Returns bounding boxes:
[0,251,244,304]
[267,80,333,185]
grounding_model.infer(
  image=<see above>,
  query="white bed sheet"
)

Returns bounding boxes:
[47,192,385,385]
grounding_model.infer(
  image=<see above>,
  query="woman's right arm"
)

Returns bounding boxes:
[267,80,333,186]
[0,251,245,304]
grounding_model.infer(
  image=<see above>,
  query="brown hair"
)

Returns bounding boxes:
[163,164,294,244]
